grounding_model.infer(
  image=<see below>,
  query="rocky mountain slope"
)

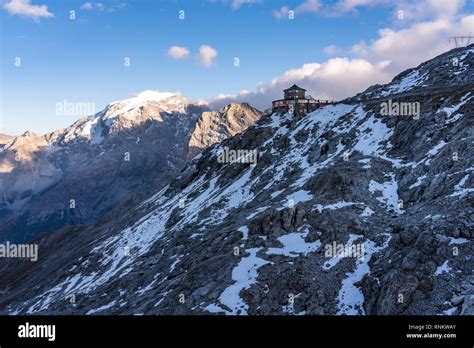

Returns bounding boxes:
[0,92,260,244]
[0,134,14,149]
[0,91,209,243]
[0,44,472,315]
[187,103,262,160]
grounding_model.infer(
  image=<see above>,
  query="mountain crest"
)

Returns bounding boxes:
[352,43,474,101]
[187,102,263,160]
[1,45,473,316]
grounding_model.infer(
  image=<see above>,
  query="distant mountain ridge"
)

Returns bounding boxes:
[0,134,14,149]
[1,44,472,315]
[187,102,262,160]
[0,91,260,243]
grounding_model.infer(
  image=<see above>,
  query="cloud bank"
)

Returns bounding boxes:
[211,0,472,110]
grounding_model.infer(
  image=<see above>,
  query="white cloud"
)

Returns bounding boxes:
[231,0,262,10]
[274,0,322,19]
[351,41,369,55]
[80,2,93,10]
[273,6,290,19]
[210,58,392,110]
[295,0,322,14]
[198,45,218,67]
[80,2,124,12]
[352,14,474,73]
[275,0,465,19]
[167,45,218,66]
[394,0,466,21]
[3,0,53,20]
[334,0,381,12]
[350,1,472,74]
[429,0,465,18]
[323,44,341,55]
[168,46,190,60]
[212,0,473,110]
[274,0,380,19]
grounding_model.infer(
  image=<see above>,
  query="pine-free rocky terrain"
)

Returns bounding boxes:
[0,44,472,315]
[0,93,260,243]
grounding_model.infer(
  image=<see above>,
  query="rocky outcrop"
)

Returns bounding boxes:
[0,134,14,149]
[0,94,263,244]
[0,45,472,316]
[0,92,209,243]
[187,103,262,160]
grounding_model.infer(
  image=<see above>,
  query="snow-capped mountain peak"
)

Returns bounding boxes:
[104,90,206,122]
[47,90,209,146]
[0,90,259,248]
[1,45,473,316]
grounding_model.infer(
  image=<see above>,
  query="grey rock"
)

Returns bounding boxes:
[1,44,473,316]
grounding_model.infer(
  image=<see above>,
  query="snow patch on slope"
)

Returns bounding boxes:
[266,228,321,257]
[369,173,403,214]
[206,248,271,315]
[336,235,391,315]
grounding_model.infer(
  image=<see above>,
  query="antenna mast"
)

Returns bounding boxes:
[449,34,473,48]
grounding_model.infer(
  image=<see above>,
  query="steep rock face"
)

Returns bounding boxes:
[0,131,59,229]
[0,91,209,243]
[0,45,473,316]
[0,134,14,149]
[187,103,262,160]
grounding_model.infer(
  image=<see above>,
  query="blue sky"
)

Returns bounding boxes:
[1,0,473,134]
